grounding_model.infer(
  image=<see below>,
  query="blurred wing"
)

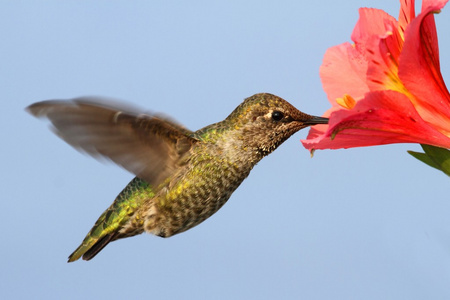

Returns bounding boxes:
[27,97,198,188]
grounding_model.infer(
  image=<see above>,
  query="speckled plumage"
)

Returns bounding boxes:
[27,93,328,262]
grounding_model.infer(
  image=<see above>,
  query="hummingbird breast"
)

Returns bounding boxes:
[146,144,252,237]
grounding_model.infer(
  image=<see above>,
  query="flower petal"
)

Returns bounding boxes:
[398,0,415,38]
[351,8,397,46]
[365,26,405,93]
[399,0,450,132]
[352,7,406,93]
[320,43,369,106]
[302,90,450,150]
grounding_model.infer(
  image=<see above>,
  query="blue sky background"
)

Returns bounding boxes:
[2,1,450,299]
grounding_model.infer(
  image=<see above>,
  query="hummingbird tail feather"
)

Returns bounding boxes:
[82,233,116,261]
[67,232,116,262]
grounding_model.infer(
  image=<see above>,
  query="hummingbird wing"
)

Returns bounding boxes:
[27,97,198,188]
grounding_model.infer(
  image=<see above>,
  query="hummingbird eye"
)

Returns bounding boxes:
[271,110,284,121]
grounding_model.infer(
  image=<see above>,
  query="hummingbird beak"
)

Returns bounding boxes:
[302,115,329,126]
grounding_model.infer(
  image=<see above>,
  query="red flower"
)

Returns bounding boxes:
[302,0,450,151]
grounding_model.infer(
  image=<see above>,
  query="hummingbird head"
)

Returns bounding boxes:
[226,93,328,157]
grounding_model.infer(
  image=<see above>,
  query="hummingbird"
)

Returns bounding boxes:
[27,93,328,262]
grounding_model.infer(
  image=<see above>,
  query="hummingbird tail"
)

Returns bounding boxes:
[82,233,116,261]
[67,177,151,262]
[67,232,117,262]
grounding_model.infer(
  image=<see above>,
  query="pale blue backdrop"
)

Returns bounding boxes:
[2,1,450,299]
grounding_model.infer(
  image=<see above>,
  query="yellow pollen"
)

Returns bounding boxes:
[336,94,356,109]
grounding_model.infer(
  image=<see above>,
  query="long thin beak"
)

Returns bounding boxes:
[304,115,329,125]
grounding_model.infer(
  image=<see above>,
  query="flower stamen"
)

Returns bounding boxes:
[336,94,356,109]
